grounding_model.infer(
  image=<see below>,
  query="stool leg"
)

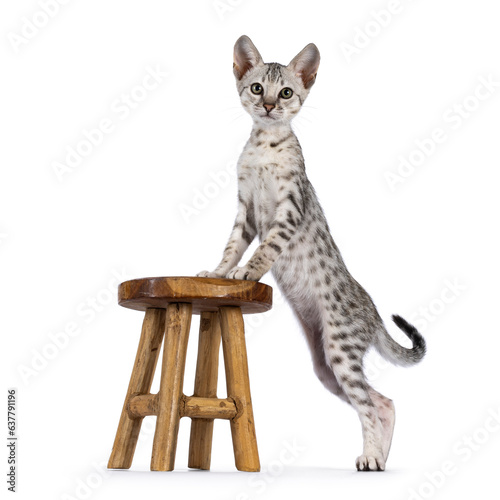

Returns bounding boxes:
[108,308,166,469]
[188,311,222,470]
[151,303,192,471]
[219,306,260,472]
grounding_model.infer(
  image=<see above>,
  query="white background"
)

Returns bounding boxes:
[2,1,500,499]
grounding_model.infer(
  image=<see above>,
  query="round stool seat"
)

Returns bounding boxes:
[118,276,273,314]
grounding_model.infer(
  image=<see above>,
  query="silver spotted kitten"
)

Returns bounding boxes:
[198,35,426,471]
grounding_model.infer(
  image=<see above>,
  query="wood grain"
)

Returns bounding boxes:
[219,306,260,472]
[183,396,237,420]
[127,393,158,418]
[118,276,272,314]
[108,277,271,472]
[127,394,237,421]
[107,308,165,469]
[150,303,192,471]
[188,312,222,470]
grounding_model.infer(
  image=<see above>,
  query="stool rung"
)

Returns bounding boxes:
[182,396,238,420]
[127,393,159,418]
[127,393,238,420]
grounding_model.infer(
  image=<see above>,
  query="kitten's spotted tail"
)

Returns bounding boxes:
[375,315,426,366]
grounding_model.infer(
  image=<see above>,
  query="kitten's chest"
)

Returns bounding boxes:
[238,154,281,235]
[239,140,283,190]
[238,130,302,235]
[243,163,278,220]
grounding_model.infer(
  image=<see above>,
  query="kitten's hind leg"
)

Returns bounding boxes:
[368,388,395,463]
[294,310,350,403]
[324,338,386,470]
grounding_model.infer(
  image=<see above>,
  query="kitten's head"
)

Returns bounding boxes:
[233,35,320,126]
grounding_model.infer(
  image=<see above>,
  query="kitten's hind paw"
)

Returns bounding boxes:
[356,455,385,472]
[196,270,222,278]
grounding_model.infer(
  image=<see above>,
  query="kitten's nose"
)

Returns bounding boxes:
[263,103,275,113]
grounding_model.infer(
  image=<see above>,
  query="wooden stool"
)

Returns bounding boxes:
[107,276,272,472]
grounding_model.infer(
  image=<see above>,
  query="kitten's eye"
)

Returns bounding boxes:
[280,87,293,99]
[251,83,263,95]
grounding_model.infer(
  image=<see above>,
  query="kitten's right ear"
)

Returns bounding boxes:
[233,35,263,80]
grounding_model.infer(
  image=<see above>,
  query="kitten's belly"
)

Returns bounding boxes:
[271,259,324,331]
[272,243,319,309]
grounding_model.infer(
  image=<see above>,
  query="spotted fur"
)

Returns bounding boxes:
[198,35,426,471]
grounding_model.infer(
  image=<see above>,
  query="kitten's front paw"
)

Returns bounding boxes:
[226,266,260,281]
[356,454,386,472]
[197,270,223,278]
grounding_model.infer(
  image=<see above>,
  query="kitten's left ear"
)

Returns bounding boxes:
[288,43,320,89]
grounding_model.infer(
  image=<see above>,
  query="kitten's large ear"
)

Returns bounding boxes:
[288,43,320,89]
[233,35,263,80]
